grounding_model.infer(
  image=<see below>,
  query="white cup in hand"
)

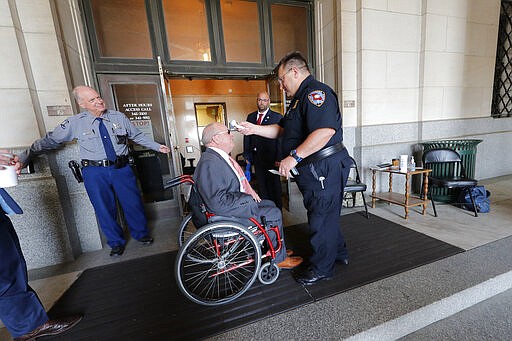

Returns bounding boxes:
[0,153,18,188]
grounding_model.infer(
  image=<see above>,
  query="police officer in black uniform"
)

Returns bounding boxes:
[239,51,352,285]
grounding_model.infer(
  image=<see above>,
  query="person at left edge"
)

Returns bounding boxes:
[0,151,82,340]
[17,86,171,257]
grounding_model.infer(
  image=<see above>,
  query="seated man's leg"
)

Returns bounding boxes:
[256,200,286,263]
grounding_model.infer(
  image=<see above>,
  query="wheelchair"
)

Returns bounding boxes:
[165,175,282,306]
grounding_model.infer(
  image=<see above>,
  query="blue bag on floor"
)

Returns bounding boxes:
[459,186,491,213]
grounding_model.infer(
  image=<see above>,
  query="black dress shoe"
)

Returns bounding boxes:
[139,236,154,245]
[294,267,332,285]
[14,315,82,341]
[110,245,125,257]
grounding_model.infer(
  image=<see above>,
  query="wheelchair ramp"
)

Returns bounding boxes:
[48,213,463,340]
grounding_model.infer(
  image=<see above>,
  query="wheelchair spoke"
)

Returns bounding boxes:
[184,237,217,263]
[176,222,261,305]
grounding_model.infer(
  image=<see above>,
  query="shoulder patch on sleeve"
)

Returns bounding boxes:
[308,90,326,107]
[60,119,70,129]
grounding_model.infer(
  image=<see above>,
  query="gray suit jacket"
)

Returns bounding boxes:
[193,148,286,262]
[193,148,258,218]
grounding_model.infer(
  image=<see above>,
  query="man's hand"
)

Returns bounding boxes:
[0,150,11,166]
[0,150,22,175]
[13,156,23,175]
[159,145,171,153]
[251,191,261,203]
[238,121,283,139]
[278,156,298,179]
[237,121,256,135]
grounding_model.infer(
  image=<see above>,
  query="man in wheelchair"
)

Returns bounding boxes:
[194,122,302,269]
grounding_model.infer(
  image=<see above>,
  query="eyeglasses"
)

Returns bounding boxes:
[278,68,293,84]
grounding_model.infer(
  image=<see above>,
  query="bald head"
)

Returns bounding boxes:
[202,122,233,154]
[202,122,226,146]
[257,92,270,112]
[72,85,106,117]
[72,86,94,102]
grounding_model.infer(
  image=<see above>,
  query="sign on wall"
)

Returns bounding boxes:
[121,102,156,151]
[47,105,73,116]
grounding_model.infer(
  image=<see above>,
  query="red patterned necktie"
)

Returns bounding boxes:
[228,157,257,197]
[256,113,264,125]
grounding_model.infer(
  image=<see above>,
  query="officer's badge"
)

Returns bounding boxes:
[113,123,120,130]
[308,90,325,107]
[60,119,70,129]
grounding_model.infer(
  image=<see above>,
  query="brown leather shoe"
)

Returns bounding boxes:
[277,256,303,269]
[286,249,294,256]
[14,315,83,341]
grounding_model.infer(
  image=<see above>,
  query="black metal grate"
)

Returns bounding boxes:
[492,1,512,118]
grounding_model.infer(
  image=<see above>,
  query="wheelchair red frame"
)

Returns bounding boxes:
[165,175,283,305]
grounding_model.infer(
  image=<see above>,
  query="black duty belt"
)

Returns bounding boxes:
[299,142,346,166]
[81,155,130,168]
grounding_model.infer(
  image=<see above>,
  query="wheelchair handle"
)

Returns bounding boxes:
[164,174,194,190]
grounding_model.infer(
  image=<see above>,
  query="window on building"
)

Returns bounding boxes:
[271,3,309,63]
[220,0,262,63]
[163,0,212,62]
[84,0,313,75]
[492,0,512,118]
[90,0,152,59]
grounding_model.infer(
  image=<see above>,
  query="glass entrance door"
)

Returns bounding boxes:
[98,74,180,220]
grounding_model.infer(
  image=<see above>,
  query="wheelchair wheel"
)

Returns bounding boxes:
[178,213,197,247]
[175,222,262,306]
[258,262,279,285]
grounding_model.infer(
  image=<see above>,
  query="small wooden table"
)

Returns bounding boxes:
[371,167,432,219]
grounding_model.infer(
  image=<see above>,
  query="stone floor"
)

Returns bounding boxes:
[1,175,511,340]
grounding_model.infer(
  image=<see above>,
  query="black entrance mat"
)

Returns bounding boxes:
[48,213,463,340]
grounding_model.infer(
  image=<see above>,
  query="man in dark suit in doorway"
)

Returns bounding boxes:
[243,92,283,209]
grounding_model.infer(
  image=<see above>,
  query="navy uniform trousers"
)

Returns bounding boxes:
[295,151,350,276]
[82,164,149,248]
[0,213,48,338]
